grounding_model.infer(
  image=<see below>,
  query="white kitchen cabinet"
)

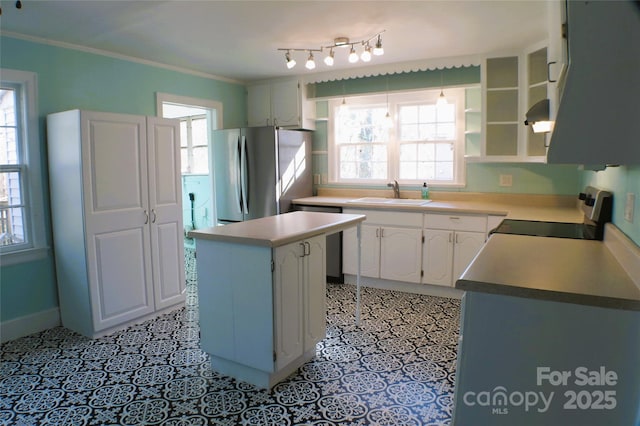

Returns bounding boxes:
[423,214,487,287]
[342,209,422,284]
[196,233,326,388]
[273,235,326,370]
[247,78,315,130]
[47,110,185,338]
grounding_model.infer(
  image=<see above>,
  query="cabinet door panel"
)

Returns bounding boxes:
[380,227,422,283]
[247,83,271,126]
[271,79,299,127]
[147,117,186,309]
[453,231,486,281]
[274,242,304,370]
[423,229,454,286]
[342,225,379,277]
[90,229,154,330]
[305,235,326,351]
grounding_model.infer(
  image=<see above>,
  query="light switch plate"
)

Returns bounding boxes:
[624,193,635,223]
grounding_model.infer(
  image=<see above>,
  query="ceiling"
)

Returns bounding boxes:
[1,1,548,83]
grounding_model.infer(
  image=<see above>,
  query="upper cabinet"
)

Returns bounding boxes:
[247,78,315,130]
[547,0,640,165]
[470,45,549,163]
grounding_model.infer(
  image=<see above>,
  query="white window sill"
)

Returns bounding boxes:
[0,247,51,267]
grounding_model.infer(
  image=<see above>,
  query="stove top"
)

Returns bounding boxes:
[490,186,613,241]
[491,219,599,240]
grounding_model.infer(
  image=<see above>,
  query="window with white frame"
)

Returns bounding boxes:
[328,88,466,186]
[0,69,47,263]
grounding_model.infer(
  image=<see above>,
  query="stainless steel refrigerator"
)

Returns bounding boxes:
[213,126,313,224]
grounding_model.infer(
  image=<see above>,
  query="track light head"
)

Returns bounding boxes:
[285,51,296,69]
[305,51,316,70]
[348,46,359,63]
[373,35,384,56]
[361,44,372,62]
[324,49,335,66]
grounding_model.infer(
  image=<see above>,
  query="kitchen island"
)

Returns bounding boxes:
[188,211,366,389]
[452,224,640,425]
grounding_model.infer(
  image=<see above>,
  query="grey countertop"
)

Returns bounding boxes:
[456,233,640,311]
[188,211,366,247]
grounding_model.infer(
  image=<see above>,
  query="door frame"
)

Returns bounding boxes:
[156,92,223,226]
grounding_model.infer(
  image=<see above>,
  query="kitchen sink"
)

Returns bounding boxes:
[348,197,432,206]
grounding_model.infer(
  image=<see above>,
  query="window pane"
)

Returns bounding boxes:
[400,143,416,161]
[437,104,455,121]
[418,143,435,161]
[436,143,454,161]
[0,89,17,126]
[436,162,454,180]
[399,105,418,124]
[400,124,419,141]
[0,171,22,206]
[437,123,455,140]
[192,146,209,174]
[191,118,207,147]
[0,127,19,164]
[420,105,436,122]
[0,206,25,246]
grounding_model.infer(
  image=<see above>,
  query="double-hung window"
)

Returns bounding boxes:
[329,88,466,186]
[0,69,47,264]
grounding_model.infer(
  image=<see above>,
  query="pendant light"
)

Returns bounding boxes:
[437,70,448,106]
[383,77,393,129]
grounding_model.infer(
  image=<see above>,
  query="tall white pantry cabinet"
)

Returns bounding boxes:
[47,110,186,338]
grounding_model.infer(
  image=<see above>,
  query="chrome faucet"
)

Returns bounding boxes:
[387,180,400,198]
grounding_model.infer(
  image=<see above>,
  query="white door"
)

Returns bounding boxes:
[274,241,304,370]
[304,235,326,352]
[422,229,454,286]
[147,117,186,310]
[343,224,380,277]
[82,111,155,331]
[380,227,423,283]
[453,231,486,281]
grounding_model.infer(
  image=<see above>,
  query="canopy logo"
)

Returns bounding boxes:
[462,366,618,415]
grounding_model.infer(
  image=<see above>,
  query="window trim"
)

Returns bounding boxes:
[1,69,48,265]
[328,88,467,187]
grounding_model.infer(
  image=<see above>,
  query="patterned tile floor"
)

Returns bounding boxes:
[0,248,460,425]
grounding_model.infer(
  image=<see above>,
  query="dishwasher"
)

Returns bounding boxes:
[292,204,344,283]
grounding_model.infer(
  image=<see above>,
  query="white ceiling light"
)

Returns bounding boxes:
[278,30,385,70]
[373,34,384,56]
[285,51,296,69]
[348,46,359,63]
[361,44,372,62]
[324,49,335,66]
[305,51,316,70]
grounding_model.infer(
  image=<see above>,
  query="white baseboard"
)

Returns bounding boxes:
[1,308,61,343]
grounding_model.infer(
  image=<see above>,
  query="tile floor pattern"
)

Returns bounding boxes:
[1,248,460,425]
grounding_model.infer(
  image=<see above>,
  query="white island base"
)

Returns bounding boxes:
[189,212,365,389]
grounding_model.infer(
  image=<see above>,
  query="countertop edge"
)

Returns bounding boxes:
[456,279,640,312]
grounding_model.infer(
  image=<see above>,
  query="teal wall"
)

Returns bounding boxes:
[0,35,247,323]
[582,166,640,244]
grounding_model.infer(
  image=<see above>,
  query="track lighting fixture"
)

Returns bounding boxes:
[278,30,385,70]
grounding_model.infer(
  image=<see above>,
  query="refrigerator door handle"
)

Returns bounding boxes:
[235,136,243,214]
[240,135,249,214]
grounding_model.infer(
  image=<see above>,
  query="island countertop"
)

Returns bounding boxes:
[188,211,366,247]
[456,232,640,311]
